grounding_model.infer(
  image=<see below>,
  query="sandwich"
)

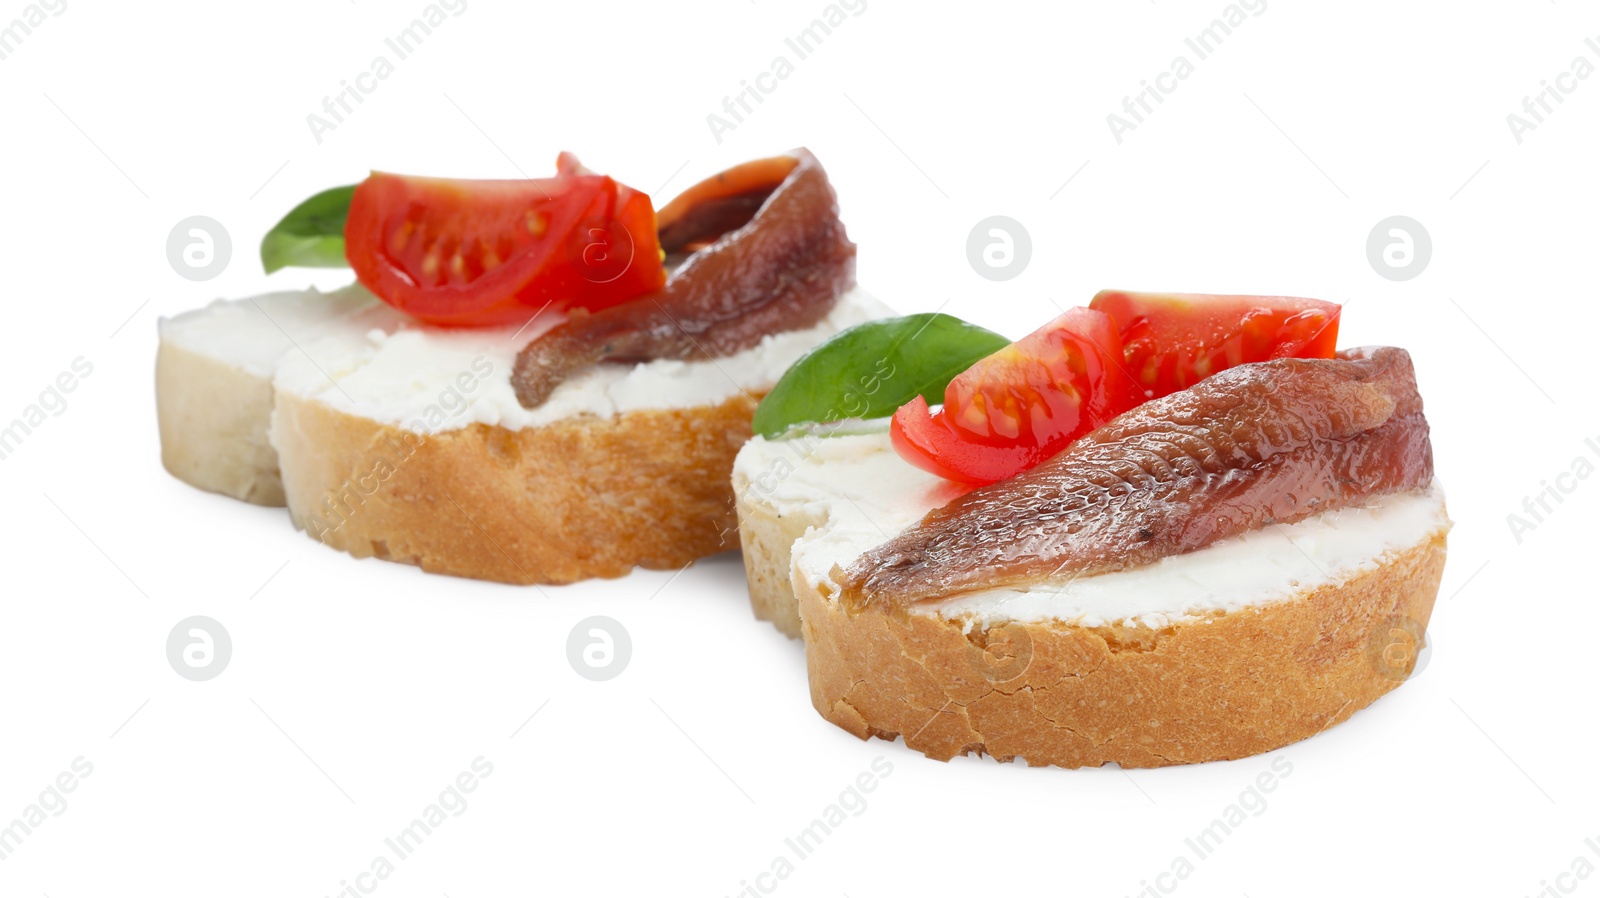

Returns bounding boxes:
[734,292,1447,767]
[158,149,890,583]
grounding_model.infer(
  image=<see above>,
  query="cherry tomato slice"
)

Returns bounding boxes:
[1089,291,1341,398]
[890,308,1144,485]
[891,397,1037,485]
[344,162,665,327]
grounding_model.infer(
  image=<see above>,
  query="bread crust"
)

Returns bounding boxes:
[156,342,286,506]
[732,468,820,638]
[272,390,759,583]
[795,530,1446,768]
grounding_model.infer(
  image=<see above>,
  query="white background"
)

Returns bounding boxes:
[1,0,1596,895]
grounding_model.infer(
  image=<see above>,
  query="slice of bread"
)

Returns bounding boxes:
[271,387,762,582]
[156,286,388,505]
[157,282,892,583]
[734,428,1450,768]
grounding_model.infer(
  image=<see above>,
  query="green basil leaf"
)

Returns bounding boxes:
[753,313,1010,438]
[260,184,357,274]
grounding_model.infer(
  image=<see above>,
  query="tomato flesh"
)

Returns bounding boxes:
[890,308,1144,485]
[345,161,665,327]
[891,396,1037,484]
[1089,291,1341,398]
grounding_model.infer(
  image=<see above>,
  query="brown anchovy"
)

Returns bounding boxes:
[838,347,1435,611]
[512,149,856,409]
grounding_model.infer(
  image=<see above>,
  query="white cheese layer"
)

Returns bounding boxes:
[734,428,1450,630]
[162,282,892,433]
[159,285,396,379]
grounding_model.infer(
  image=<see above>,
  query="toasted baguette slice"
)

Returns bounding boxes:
[272,389,764,582]
[246,284,889,583]
[733,428,1450,768]
[156,286,386,505]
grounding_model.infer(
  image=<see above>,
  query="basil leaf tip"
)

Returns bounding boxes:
[752,313,1010,439]
[260,184,357,274]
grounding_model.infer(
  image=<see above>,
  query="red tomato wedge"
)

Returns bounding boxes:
[345,160,665,327]
[891,308,1145,485]
[1089,291,1341,398]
